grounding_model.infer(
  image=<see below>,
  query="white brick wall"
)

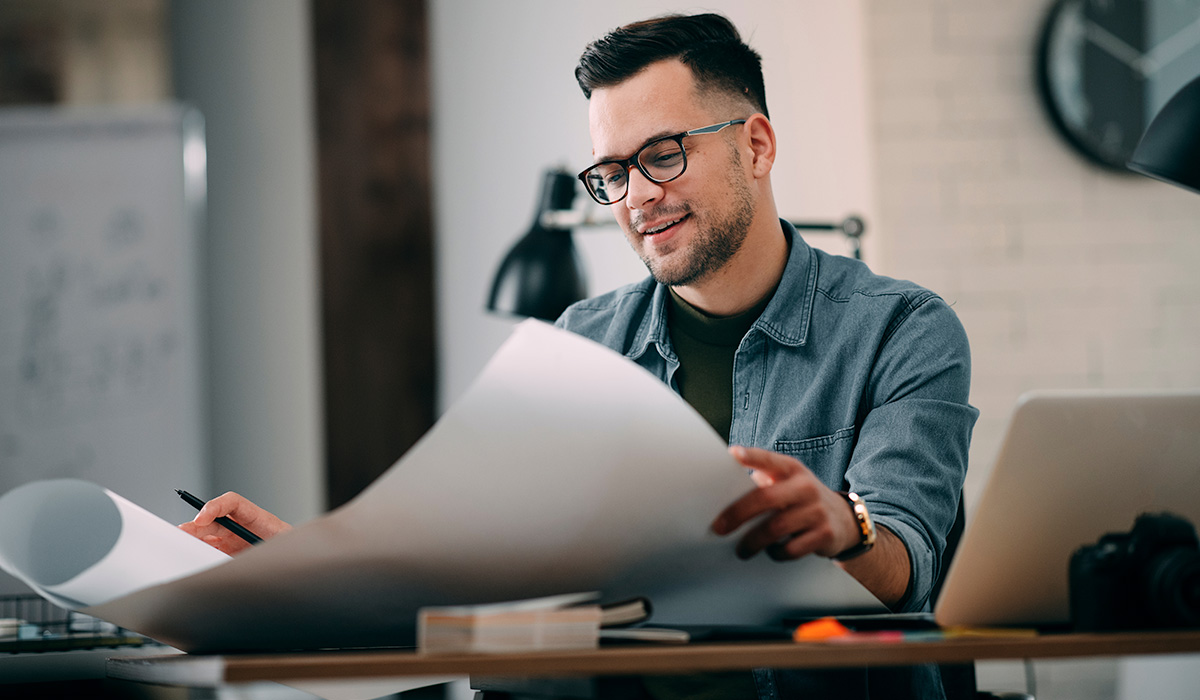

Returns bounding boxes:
[865,0,1200,508]
[866,3,1200,698]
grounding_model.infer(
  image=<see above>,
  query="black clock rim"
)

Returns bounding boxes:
[1034,0,1141,174]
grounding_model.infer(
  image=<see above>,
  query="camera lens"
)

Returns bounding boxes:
[1143,548,1200,628]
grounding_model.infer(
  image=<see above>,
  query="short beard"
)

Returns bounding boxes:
[636,147,755,288]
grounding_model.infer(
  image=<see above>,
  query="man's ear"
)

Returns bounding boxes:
[744,113,776,178]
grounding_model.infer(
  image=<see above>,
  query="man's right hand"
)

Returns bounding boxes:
[178,492,292,555]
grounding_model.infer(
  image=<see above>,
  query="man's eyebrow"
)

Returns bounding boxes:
[593,128,681,164]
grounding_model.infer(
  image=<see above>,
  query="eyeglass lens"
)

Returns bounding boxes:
[584,137,686,204]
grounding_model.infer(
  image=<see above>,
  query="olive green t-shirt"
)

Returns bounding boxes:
[667,288,772,443]
[660,289,771,698]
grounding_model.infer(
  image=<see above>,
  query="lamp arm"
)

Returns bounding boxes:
[790,215,866,239]
[544,207,868,260]
[790,216,866,260]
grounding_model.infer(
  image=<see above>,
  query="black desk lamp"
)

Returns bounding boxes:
[1128,74,1200,195]
[487,169,588,321]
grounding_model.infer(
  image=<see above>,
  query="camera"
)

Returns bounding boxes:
[1069,512,1200,631]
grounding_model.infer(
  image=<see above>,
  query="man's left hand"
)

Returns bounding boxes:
[710,445,860,561]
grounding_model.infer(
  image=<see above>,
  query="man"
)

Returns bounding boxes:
[184,12,975,699]
[555,13,976,699]
[563,12,974,611]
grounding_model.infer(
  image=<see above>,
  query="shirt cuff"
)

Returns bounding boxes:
[869,514,933,613]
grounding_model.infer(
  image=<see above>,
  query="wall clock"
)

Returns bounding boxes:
[1037,0,1200,171]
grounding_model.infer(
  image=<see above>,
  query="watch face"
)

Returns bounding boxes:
[1037,0,1200,171]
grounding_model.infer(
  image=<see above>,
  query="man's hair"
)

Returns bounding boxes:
[575,13,769,119]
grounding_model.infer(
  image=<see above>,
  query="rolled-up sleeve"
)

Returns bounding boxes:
[847,295,978,612]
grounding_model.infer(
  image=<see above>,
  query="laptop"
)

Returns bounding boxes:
[934,389,1200,629]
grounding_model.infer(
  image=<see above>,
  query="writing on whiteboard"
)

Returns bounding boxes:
[18,207,179,424]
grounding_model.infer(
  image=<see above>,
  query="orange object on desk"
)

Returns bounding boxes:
[793,617,851,641]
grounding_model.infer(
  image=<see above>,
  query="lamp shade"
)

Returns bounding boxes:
[1128,74,1200,195]
[487,170,587,321]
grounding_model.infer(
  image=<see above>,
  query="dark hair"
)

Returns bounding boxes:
[575,13,769,119]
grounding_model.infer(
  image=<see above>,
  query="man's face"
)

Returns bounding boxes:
[588,60,756,288]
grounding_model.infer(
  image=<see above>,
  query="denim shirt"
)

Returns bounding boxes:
[556,221,978,615]
[555,222,976,699]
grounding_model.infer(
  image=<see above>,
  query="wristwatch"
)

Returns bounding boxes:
[833,491,876,561]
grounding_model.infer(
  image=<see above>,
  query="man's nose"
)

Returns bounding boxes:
[624,165,664,211]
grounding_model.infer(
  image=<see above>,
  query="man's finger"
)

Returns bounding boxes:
[712,474,820,535]
[729,445,806,480]
[711,486,776,535]
[195,492,252,527]
[749,469,774,487]
[735,502,827,558]
[765,528,826,561]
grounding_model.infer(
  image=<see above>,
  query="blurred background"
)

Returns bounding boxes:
[0,0,1197,697]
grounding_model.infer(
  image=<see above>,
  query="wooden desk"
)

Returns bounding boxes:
[106,630,1200,687]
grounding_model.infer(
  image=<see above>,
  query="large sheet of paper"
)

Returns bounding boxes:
[0,480,229,609]
[0,320,882,652]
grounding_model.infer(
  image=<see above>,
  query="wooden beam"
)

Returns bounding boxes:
[312,0,436,508]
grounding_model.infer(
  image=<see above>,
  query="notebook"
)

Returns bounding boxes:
[934,389,1200,628]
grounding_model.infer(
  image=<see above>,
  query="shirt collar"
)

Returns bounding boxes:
[627,219,815,360]
[753,219,816,347]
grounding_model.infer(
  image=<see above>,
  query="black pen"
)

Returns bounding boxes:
[176,489,263,545]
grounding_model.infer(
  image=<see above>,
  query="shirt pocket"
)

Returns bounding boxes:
[772,426,856,485]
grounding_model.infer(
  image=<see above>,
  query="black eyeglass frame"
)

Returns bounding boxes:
[576,119,748,205]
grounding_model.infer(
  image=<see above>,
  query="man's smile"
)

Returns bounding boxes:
[636,212,690,241]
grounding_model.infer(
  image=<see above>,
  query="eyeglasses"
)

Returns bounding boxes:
[576,119,747,205]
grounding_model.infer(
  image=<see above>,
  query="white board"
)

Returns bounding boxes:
[0,105,208,592]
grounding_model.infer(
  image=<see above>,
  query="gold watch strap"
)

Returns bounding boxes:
[833,491,877,562]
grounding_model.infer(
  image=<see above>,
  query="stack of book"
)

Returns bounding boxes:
[417,592,651,654]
